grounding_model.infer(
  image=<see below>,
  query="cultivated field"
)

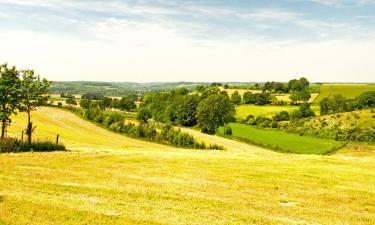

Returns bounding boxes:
[314,84,375,102]
[1,107,374,225]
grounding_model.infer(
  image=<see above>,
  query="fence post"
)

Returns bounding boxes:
[56,134,59,145]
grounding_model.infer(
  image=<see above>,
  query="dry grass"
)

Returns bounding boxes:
[8,107,168,151]
[1,107,374,225]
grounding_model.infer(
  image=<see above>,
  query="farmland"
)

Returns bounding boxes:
[0,107,374,225]
[314,84,375,102]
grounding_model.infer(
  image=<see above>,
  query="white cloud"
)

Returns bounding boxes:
[0,30,374,83]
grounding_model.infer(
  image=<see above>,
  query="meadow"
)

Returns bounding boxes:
[236,104,320,119]
[0,107,374,225]
[218,123,343,154]
[314,84,375,102]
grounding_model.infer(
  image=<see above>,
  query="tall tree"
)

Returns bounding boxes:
[196,94,235,134]
[0,64,22,139]
[20,70,51,143]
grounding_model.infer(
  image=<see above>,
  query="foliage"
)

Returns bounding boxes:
[231,91,242,105]
[223,126,232,135]
[66,98,77,106]
[196,94,235,134]
[242,92,272,105]
[19,69,51,143]
[0,64,22,138]
[81,108,224,150]
[0,138,65,153]
[272,111,290,122]
[353,91,375,109]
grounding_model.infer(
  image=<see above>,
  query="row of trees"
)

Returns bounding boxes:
[138,87,235,134]
[80,95,137,112]
[227,77,312,106]
[0,64,50,143]
[320,91,375,115]
[80,108,224,150]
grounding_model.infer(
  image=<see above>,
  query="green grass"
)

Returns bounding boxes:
[314,84,375,102]
[218,123,344,154]
[236,104,320,119]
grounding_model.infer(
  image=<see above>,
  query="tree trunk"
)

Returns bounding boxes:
[27,109,32,144]
[1,120,6,139]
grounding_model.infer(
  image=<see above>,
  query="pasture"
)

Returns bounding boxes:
[0,107,374,225]
[236,104,320,119]
[314,84,375,102]
[218,123,343,154]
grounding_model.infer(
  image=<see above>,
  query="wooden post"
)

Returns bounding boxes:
[56,134,59,145]
[21,130,24,142]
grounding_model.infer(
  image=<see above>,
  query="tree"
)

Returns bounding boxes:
[99,97,112,109]
[66,98,77,106]
[243,91,256,104]
[231,91,242,105]
[118,96,136,112]
[354,91,375,109]
[137,107,152,122]
[196,94,235,134]
[0,64,22,139]
[176,95,199,126]
[299,103,315,118]
[320,97,330,115]
[19,70,51,143]
[272,111,290,122]
[80,99,92,109]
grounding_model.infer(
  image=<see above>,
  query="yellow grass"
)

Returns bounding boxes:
[1,107,374,225]
[8,107,167,151]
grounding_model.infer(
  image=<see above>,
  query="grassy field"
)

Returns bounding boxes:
[314,84,375,102]
[8,107,167,151]
[218,123,343,154]
[1,107,374,224]
[236,104,320,119]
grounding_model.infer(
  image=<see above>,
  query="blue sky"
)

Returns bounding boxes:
[0,0,374,82]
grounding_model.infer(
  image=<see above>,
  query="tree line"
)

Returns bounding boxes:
[320,91,375,115]
[137,87,236,134]
[0,64,50,143]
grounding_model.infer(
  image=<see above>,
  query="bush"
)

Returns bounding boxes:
[0,138,66,153]
[223,126,232,135]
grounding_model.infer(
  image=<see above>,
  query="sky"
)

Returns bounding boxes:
[0,0,374,82]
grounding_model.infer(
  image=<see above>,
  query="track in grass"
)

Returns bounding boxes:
[218,123,344,154]
[314,84,375,102]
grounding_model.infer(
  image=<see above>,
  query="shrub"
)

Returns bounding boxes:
[0,138,66,153]
[223,126,232,135]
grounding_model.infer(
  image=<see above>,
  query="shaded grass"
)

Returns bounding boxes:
[218,123,344,154]
[314,84,375,102]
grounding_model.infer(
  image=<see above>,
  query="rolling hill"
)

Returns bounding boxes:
[0,107,374,225]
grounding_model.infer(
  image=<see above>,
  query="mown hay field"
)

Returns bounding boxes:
[0,107,374,225]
